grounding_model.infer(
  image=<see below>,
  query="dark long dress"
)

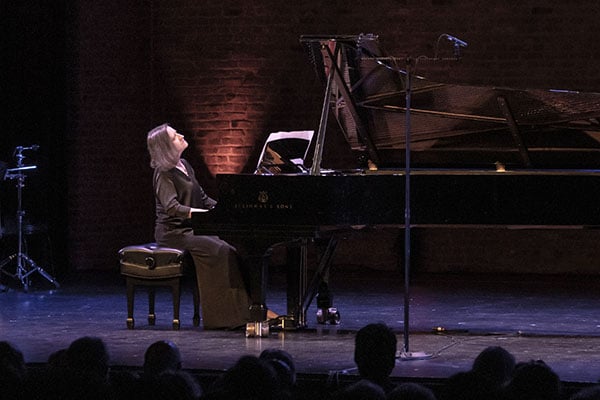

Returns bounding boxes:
[153,159,251,329]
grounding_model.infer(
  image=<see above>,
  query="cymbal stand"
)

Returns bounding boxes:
[0,147,59,292]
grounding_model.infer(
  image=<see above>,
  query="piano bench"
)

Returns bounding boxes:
[118,243,199,330]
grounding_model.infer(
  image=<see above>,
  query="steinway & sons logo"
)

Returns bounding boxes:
[233,191,293,209]
[258,191,268,203]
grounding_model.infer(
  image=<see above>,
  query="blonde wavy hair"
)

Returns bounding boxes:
[147,123,180,171]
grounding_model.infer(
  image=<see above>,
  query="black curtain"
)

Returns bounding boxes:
[0,1,69,279]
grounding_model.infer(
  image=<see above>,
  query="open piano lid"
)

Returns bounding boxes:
[301,34,600,169]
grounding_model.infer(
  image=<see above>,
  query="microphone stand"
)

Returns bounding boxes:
[368,35,466,360]
[0,147,59,292]
[399,57,432,361]
[400,47,465,359]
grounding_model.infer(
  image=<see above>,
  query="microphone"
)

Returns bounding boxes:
[15,145,40,152]
[13,145,40,158]
[444,34,468,48]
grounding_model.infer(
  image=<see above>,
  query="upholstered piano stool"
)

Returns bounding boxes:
[119,244,199,330]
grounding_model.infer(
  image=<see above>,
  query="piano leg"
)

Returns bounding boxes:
[314,237,340,325]
[300,235,340,326]
[244,246,271,337]
[284,238,309,329]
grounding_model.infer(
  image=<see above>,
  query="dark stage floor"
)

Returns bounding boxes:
[1,267,600,388]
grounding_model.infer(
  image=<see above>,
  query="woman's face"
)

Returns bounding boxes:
[167,126,188,155]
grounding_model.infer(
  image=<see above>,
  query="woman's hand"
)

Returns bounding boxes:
[188,207,209,218]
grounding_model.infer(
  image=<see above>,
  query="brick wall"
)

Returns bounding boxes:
[67,1,600,272]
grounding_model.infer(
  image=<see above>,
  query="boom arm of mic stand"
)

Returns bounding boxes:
[4,166,37,181]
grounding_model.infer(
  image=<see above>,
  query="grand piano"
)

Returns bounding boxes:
[192,34,600,336]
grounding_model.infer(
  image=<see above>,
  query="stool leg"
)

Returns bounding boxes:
[148,288,156,326]
[192,280,200,327]
[126,279,135,329]
[171,280,181,330]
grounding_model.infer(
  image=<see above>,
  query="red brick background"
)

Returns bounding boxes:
[5,1,600,274]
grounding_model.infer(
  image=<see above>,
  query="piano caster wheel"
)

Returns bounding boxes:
[148,313,156,326]
[172,319,180,330]
[246,321,270,338]
[126,318,135,330]
[193,313,200,327]
[329,308,341,324]
[316,307,340,325]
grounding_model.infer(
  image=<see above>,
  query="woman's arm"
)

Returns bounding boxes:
[154,170,191,219]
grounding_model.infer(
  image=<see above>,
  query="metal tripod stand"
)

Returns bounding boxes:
[0,146,59,292]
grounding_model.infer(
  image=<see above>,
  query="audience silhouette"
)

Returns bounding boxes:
[353,322,398,395]
[502,359,562,400]
[203,354,280,400]
[441,345,515,400]
[0,341,27,400]
[259,348,297,398]
[472,345,516,388]
[5,330,600,400]
[142,339,183,378]
[129,339,200,400]
[146,369,203,400]
[569,385,600,400]
[388,382,437,400]
[25,336,113,400]
[335,378,387,400]
[66,336,110,381]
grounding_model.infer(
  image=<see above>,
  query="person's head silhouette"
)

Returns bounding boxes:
[354,323,397,387]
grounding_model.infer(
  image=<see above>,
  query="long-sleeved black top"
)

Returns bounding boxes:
[153,158,217,230]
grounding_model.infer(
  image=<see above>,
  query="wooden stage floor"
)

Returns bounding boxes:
[1,267,600,388]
